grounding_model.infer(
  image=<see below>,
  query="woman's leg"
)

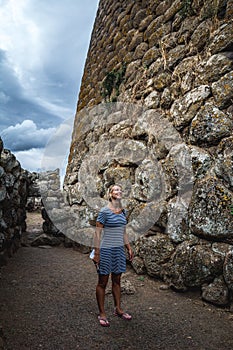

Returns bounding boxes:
[96,274,109,318]
[111,273,123,313]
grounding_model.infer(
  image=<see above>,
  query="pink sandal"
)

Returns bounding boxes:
[98,315,110,327]
[114,308,132,320]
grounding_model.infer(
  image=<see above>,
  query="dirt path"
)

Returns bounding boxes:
[1,213,233,350]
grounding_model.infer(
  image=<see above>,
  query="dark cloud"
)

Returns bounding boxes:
[0,0,99,171]
[0,49,63,130]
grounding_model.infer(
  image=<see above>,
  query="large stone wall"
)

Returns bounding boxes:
[65,0,233,306]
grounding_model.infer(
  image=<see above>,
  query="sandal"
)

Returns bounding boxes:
[98,316,110,327]
[114,308,132,320]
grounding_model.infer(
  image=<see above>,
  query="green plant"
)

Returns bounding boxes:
[101,63,126,102]
[180,0,195,18]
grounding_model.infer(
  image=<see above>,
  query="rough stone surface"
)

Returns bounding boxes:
[215,136,233,190]
[201,276,229,306]
[223,248,233,290]
[167,242,224,290]
[189,177,233,243]
[0,138,29,265]
[189,103,233,145]
[0,137,64,266]
[31,233,62,247]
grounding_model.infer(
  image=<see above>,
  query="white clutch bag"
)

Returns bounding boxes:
[89,249,95,259]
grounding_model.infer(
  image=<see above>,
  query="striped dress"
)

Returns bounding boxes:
[97,206,127,275]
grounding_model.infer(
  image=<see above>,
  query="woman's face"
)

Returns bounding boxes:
[110,185,123,200]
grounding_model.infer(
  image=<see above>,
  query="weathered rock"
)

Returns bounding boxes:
[148,22,171,48]
[166,196,191,243]
[134,42,149,60]
[131,256,146,275]
[168,242,223,289]
[223,248,233,290]
[215,136,233,190]
[209,20,233,55]
[135,235,175,279]
[189,19,211,54]
[195,53,233,85]
[189,146,212,180]
[212,71,233,108]
[120,277,136,295]
[172,56,199,94]
[144,91,160,108]
[0,137,3,154]
[170,85,211,129]
[189,103,233,146]
[201,276,229,306]
[0,142,30,265]
[31,233,61,247]
[106,276,136,295]
[0,149,20,173]
[142,47,160,67]
[189,177,233,243]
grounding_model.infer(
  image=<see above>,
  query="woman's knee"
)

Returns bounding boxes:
[111,273,121,286]
[97,275,109,289]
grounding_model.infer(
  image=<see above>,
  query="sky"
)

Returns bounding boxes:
[0,0,99,172]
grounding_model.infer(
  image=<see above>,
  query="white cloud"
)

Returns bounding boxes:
[14,147,45,172]
[2,116,74,174]
[41,116,74,171]
[1,119,56,151]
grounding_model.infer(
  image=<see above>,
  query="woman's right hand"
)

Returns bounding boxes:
[93,252,100,264]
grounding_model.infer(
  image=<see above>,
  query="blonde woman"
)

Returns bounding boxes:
[93,184,133,327]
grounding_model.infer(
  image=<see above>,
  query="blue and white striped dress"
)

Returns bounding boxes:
[97,206,127,275]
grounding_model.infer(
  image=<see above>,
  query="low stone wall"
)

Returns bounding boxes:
[0,138,29,266]
[39,169,61,236]
[0,144,68,258]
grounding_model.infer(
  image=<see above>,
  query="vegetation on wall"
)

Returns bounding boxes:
[180,0,227,20]
[180,0,195,18]
[101,63,127,102]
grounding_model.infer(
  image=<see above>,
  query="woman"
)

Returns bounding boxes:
[93,184,133,327]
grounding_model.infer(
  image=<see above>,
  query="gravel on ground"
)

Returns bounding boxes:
[1,212,233,350]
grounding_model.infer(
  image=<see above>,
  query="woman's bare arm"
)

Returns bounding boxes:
[124,228,133,261]
[93,221,103,263]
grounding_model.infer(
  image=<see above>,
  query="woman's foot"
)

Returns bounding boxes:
[114,307,132,320]
[98,315,110,327]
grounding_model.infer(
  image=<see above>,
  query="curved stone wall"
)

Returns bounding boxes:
[65,0,233,306]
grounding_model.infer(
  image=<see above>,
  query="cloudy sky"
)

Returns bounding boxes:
[0,0,99,172]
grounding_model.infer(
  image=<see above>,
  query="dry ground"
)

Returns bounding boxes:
[0,212,233,350]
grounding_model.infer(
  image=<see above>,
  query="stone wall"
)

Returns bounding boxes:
[0,137,29,266]
[0,137,64,262]
[65,0,233,306]
[39,169,62,236]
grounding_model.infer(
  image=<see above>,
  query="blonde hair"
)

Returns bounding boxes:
[107,184,123,202]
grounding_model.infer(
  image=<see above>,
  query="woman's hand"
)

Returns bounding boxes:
[93,251,100,264]
[127,247,134,262]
